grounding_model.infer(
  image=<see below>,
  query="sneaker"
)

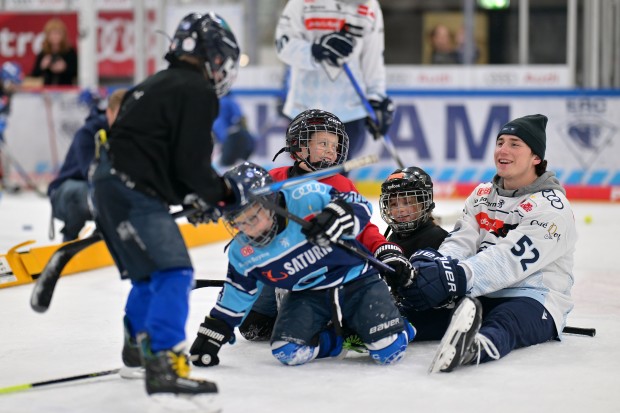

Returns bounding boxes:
[139,334,218,396]
[428,297,483,373]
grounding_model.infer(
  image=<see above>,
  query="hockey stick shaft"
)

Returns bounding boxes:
[30,208,197,313]
[0,368,121,395]
[0,141,47,197]
[251,154,378,196]
[194,279,225,289]
[342,63,405,169]
[254,196,394,274]
[562,326,596,337]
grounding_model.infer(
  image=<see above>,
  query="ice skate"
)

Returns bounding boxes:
[428,297,483,373]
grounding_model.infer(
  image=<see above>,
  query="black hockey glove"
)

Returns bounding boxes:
[183,194,222,225]
[301,199,355,248]
[366,97,395,138]
[374,243,414,289]
[311,31,355,67]
[398,255,467,311]
[190,317,233,367]
[340,22,364,38]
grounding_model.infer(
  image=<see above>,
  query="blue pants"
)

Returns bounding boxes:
[400,296,557,361]
[344,118,367,161]
[50,179,92,241]
[272,274,405,346]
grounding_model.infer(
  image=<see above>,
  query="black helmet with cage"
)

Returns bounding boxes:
[166,12,240,97]
[221,162,279,247]
[379,167,435,234]
[273,109,349,171]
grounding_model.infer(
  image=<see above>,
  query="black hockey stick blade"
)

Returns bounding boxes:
[194,279,225,289]
[562,326,596,337]
[30,233,103,313]
[0,368,120,395]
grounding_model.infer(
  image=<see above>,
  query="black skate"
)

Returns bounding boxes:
[428,297,485,373]
[119,318,144,380]
[139,335,218,396]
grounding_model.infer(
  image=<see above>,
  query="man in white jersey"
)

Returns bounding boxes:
[396,114,576,372]
[274,0,394,161]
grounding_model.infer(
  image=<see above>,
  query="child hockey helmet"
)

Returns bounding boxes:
[167,12,240,97]
[379,167,435,233]
[222,162,278,247]
[273,109,349,171]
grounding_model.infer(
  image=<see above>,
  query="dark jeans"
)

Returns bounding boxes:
[50,179,92,241]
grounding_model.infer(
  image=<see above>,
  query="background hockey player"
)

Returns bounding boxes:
[189,162,415,367]
[396,114,577,373]
[239,109,413,342]
[89,12,245,397]
[275,0,394,161]
[48,88,126,242]
[0,62,23,191]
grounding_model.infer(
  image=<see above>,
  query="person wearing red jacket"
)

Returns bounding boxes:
[239,109,412,341]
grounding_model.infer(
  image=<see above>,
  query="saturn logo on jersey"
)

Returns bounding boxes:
[283,245,333,275]
[262,270,288,282]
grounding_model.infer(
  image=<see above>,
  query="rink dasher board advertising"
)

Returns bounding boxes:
[4,90,620,201]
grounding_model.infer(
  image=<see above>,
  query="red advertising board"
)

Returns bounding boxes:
[0,12,78,76]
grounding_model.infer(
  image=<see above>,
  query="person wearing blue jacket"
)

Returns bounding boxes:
[47,88,126,241]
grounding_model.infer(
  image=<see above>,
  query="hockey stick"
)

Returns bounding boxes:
[562,326,596,337]
[194,279,225,289]
[342,63,405,169]
[252,154,378,196]
[0,368,121,395]
[30,208,198,313]
[253,195,395,275]
[0,140,47,197]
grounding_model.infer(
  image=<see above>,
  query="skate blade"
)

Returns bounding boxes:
[428,299,477,374]
[149,393,220,412]
[119,366,145,380]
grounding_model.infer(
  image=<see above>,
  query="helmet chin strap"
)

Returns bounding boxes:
[292,153,317,172]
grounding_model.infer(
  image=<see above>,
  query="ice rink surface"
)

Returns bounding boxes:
[1,191,619,413]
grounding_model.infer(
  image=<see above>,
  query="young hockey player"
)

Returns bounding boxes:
[239,109,412,341]
[189,162,415,367]
[397,114,577,372]
[90,12,244,397]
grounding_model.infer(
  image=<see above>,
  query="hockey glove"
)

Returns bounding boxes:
[398,256,467,311]
[366,97,395,138]
[374,243,414,289]
[183,194,222,225]
[190,317,233,367]
[409,248,444,263]
[301,199,355,248]
[311,32,355,67]
[221,174,250,210]
[340,22,364,38]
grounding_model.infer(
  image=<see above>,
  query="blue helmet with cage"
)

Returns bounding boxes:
[222,162,278,247]
[1,62,23,86]
[167,12,240,97]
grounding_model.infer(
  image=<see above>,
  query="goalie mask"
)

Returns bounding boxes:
[379,167,435,234]
[273,109,349,171]
[222,162,278,248]
[167,12,240,97]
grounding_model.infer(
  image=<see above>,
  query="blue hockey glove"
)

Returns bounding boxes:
[311,31,355,67]
[190,317,233,367]
[183,194,222,225]
[398,256,467,311]
[301,199,355,248]
[374,243,414,289]
[366,97,395,138]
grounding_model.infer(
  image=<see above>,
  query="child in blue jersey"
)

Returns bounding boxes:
[190,162,414,367]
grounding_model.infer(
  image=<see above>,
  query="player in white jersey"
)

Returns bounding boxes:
[275,0,393,160]
[396,114,577,372]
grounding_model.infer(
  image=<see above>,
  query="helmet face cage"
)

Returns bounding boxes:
[285,110,349,171]
[221,162,278,247]
[379,167,435,233]
[169,12,240,97]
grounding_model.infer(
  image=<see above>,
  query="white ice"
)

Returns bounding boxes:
[1,192,619,413]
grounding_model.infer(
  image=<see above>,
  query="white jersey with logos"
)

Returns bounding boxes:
[275,0,386,122]
[439,172,576,337]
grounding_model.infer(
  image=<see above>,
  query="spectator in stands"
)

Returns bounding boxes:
[48,88,126,241]
[30,18,78,86]
[429,24,459,65]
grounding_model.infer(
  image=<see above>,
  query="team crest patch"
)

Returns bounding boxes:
[518,198,538,213]
[241,245,254,257]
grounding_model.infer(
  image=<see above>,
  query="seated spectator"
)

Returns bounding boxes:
[30,18,78,86]
[48,88,126,241]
